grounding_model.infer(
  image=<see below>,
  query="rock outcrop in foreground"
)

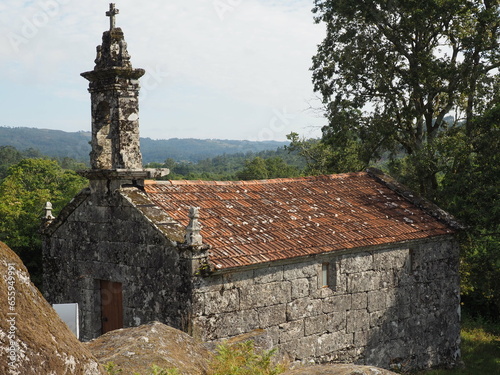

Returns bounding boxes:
[86,321,212,375]
[0,241,104,375]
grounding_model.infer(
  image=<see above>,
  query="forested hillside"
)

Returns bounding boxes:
[0,127,287,163]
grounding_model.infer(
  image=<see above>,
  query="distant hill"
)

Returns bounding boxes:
[0,127,288,164]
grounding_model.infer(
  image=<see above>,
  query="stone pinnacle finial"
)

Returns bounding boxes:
[43,202,55,221]
[185,207,203,246]
[106,3,119,30]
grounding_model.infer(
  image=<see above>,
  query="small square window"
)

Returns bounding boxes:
[409,248,415,274]
[321,262,329,287]
[320,262,337,290]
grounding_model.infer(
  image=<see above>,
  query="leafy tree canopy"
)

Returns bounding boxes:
[147,149,306,181]
[0,158,88,286]
[286,132,365,175]
[439,105,500,318]
[312,0,499,195]
[236,156,301,180]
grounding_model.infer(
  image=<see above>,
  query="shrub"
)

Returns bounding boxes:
[209,340,286,375]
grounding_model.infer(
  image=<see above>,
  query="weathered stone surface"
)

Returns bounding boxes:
[367,290,387,313]
[346,309,370,332]
[221,309,261,337]
[283,364,399,375]
[240,281,291,309]
[279,320,304,343]
[81,25,145,171]
[322,294,352,313]
[287,297,323,321]
[284,262,318,279]
[258,304,287,328]
[204,288,239,314]
[0,241,104,375]
[347,271,380,293]
[351,292,368,310]
[86,321,211,375]
[305,314,328,336]
[254,266,284,284]
[221,328,274,353]
[340,252,373,273]
[191,238,461,371]
[316,331,353,356]
[43,189,190,341]
[291,277,310,299]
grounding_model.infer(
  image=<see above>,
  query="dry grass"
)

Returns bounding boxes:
[417,317,500,375]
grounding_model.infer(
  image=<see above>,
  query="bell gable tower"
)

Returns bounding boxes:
[79,4,167,188]
[81,3,145,170]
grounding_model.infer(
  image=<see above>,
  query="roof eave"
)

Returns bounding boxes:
[206,233,457,274]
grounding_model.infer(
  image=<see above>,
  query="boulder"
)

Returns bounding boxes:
[0,241,105,374]
[86,321,212,374]
[283,364,399,375]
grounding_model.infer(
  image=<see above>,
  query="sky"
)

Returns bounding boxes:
[0,0,327,141]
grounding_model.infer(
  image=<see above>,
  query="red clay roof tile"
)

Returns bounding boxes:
[143,172,454,269]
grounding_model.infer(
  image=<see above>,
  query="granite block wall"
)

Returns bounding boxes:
[191,237,461,371]
[43,186,191,341]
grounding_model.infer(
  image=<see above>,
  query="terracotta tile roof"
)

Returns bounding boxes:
[143,172,455,270]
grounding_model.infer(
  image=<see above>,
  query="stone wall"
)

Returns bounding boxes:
[43,183,191,341]
[190,236,461,371]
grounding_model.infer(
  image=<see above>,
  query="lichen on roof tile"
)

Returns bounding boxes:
[144,172,456,269]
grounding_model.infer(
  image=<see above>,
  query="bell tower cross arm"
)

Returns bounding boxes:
[106,3,119,30]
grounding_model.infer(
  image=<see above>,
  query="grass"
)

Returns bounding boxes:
[417,316,500,375]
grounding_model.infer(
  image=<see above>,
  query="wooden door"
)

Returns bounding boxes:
[100,280,123,334]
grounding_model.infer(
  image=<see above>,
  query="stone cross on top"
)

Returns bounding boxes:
[106,3,119,30]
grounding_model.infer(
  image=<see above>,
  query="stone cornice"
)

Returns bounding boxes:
[81,67,145,82]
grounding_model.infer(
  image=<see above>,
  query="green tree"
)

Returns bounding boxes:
[263,157,301,179]
[57,156,87,171]
[438,105,500,318]
[286,132,365,174]
[311,0,499,195]
[236,157,300,180]
[163,158,177,171]
[0,146,24,181]
[0,159,88,286]
[237,157,270,180]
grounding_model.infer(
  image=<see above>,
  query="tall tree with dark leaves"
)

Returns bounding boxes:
[311,0,499,196]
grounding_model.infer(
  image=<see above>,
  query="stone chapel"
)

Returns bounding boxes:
[42,4,461,371]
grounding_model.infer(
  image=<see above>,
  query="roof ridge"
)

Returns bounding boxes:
[145,172,366,186]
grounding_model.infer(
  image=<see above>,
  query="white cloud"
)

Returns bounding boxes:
[0,0,326,140]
